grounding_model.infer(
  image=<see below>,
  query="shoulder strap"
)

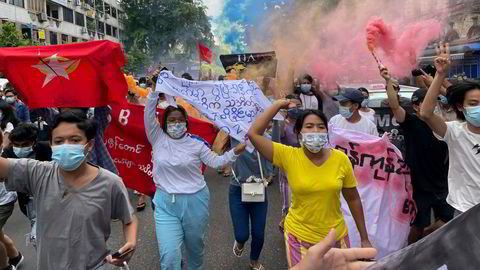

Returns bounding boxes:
[256,151,264,180]
[232,150,265,184]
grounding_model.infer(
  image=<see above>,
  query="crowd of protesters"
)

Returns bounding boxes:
[0,39,477,270]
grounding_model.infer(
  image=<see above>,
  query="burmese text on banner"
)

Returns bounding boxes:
[104,103,218,196]
[155,71,282,145]
[330,127,416,259]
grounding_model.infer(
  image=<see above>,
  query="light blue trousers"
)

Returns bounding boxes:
[153,187,210,270]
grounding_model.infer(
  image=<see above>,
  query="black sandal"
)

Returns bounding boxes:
[136,202,146,211]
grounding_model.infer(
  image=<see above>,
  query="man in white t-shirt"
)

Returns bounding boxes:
[328,88,379,136]
[420,43,480,215]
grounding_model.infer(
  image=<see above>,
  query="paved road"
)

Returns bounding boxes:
[4,168,288,270]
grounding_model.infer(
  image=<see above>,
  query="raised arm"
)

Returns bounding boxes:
[248,99,290,162]
[420,43,450,138]
[144,71,163,144]
[381,67,406,123]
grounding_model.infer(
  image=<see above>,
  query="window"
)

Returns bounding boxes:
[473,64,479,79]
[50,31,58,45]
[9,0,23,8]
[46,3,59,19]
[75,12,85,27]
[112,26,117,37]
[111,7,116,18]
[104,3,110,15]
[72,37,77,43]
[62,34,69,44]
[63,7,74,23]
[97,21,105,34]
[21,24,31,40]
[95,0,103,12]
[463,63,479,79]
[105,24,111,35]
[86,17,95,31]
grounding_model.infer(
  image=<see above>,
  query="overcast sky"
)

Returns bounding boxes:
[203,0,224,18]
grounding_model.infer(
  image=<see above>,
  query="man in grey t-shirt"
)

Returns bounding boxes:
[0,111,138,270]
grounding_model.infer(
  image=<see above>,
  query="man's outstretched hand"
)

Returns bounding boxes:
[292,229,377,270]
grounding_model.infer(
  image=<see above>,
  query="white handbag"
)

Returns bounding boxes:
[232,151,266,203]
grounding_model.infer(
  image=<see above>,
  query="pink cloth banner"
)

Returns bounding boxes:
[329,127,416,259]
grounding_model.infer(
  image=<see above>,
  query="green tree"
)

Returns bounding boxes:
[0,22,30,47]
[121,0,214,61]
[124,42,152,75]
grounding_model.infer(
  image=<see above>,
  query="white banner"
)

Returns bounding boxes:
[329,127,416,259]
[155,71,283,144]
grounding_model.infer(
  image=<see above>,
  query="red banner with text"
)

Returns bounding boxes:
[105,103,218,196]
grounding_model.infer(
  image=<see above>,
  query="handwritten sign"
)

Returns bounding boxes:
[330,127,416,259]
[220,51,277,78]
[104,102,218,196]
[156,71,283,145]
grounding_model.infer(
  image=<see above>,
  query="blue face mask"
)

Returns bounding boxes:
[139,83,147,88]
[52,144,87,171]
[5,97,15,104]
[13,146,33,158]
[339,105,353,119]
[463,106,480,127]
[361,99,369,108]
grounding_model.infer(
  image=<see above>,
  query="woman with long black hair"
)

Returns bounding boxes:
[145,71,246,270]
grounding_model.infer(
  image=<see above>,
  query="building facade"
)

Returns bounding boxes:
[0,0,125,45]
[407,0,480,79]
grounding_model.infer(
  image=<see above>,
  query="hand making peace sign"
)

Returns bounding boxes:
[434,42,451,75]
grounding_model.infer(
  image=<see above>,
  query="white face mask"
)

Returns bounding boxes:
[300,132,328,153]
[167,122,187,139]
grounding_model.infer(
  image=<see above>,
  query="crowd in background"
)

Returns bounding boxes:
[0,41,478,270]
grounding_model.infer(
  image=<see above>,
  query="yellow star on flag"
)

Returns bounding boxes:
[32,53,81,87]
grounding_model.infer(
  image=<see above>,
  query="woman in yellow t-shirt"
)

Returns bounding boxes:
[247,99,371,268]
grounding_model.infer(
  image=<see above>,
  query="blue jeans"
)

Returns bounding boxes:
[228,185,268,261]
[153,187,210,270]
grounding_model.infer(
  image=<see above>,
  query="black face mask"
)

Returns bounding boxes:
[287,108,303,120]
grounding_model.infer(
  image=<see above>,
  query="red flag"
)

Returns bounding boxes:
[105,103,218,196]
[197,43,213,64]
[0,40,127,109]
